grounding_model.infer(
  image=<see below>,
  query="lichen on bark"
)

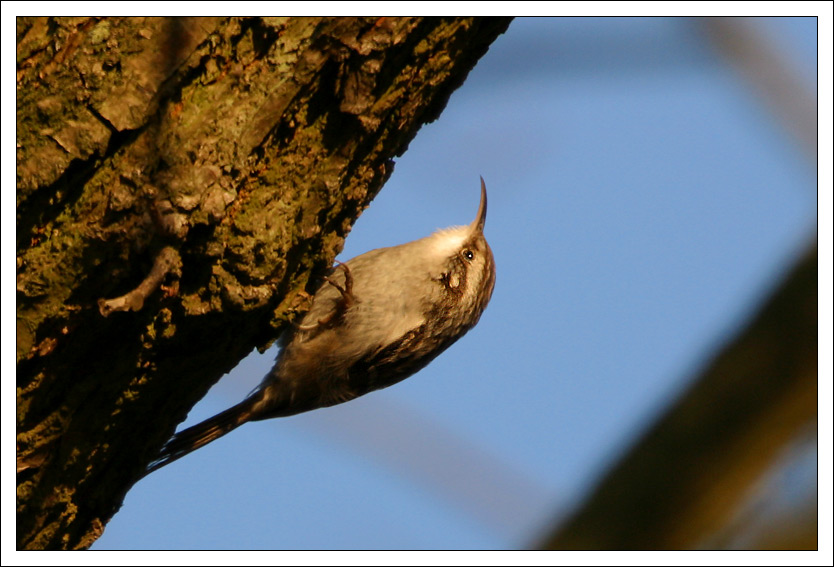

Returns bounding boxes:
[16,16,512,549]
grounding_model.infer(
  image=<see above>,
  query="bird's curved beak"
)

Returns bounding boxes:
[471,177,488,234]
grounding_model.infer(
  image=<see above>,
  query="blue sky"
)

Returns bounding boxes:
[81,16,822,551]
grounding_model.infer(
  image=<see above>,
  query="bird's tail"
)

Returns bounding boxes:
[144,396,259,476]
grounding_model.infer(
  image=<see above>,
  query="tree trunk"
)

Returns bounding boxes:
[16,16,512,550]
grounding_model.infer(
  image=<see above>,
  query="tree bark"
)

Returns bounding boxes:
[16,16,512,550]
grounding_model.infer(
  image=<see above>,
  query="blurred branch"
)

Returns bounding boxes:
[700,17,817,162]
[700,425,817,550]
[296,397,548,540]
[539,17,819,550]
[540,240,817,549]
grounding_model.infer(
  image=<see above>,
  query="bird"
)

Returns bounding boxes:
[146,177,496,475]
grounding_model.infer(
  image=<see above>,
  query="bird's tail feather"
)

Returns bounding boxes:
[144,397,257,476]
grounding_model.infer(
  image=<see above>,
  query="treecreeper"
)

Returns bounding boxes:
[147,178,496,475]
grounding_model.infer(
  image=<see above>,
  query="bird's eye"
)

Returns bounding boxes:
[462,249,475,261]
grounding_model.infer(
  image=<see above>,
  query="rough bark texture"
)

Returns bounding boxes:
[16,16,512,550]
